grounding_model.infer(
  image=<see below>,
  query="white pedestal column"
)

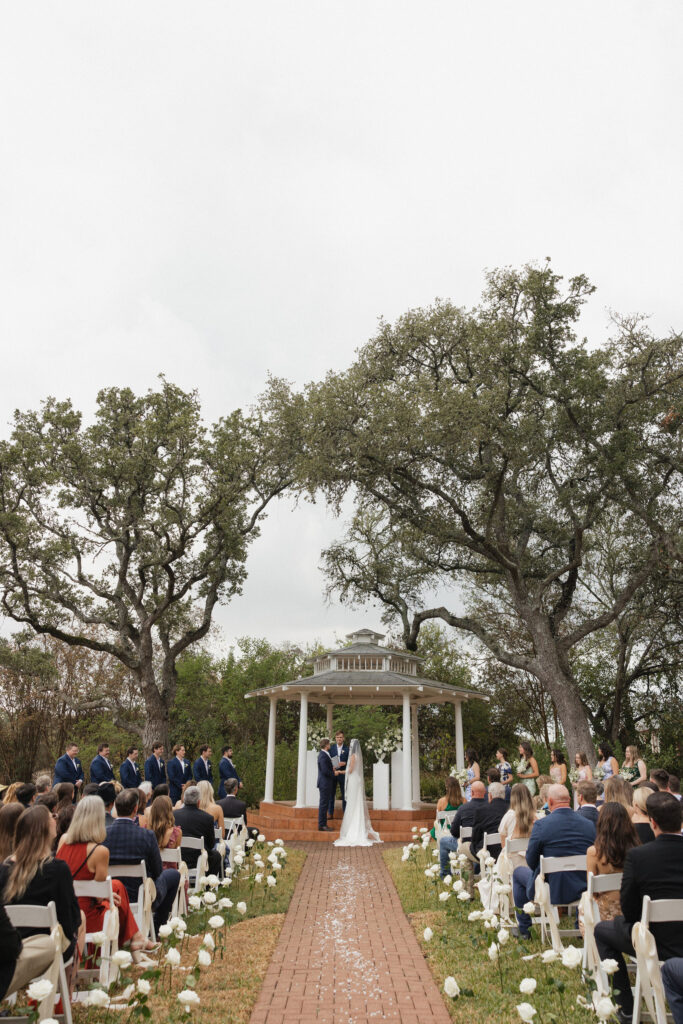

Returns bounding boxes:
[305,749,319,806]
[295,692,308,807]
[264,697,277,802]
[326,705,333,736]
[391,749,403,809]
[411,703,420,806]
[373,761,390,810]
[402,692,412,810]
[455,700,464,770]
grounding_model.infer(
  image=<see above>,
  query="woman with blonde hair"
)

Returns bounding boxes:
[197,780,225,834]
[0,805,83,967]
[631,785,656,843]
[602,774,634,814]
[0,782,21,805]
[56,795,155,959]
[499,783,536,868]
[621,745,647,787]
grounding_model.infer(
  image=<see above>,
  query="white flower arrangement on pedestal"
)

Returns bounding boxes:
[307,722,329,749]
[367,723,403,762]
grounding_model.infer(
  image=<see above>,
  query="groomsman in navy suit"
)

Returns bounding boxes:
[167,744,193,803]
[218,746,242,799]
[328,731,349,818]
[193,745,213,784]
[119,747,142,789]
[90,743,115,784]
[144,742,166,789]
[317,738,338,831]
[54,743,85,792]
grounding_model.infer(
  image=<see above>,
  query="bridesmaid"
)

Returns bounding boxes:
[516,742,539,796]
[464,748,480,801]
[621,745,647,787]
[597,742,619,780]
[549,749,567,785]
[496,747,513,800]
[572,751,593,808]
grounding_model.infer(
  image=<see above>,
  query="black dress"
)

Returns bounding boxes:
[634,821,655,844]
[0,858,80,960]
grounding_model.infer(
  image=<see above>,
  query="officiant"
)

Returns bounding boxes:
[328,730,349,819]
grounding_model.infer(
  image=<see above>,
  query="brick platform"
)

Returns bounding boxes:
[249,801,436,843]
[249,844,451,1024]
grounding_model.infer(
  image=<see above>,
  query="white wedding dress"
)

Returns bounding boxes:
[334,739,382,847]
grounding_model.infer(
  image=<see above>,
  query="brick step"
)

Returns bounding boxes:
[250,813,432,835]
[256,801,437,821]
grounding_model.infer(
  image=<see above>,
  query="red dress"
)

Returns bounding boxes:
[57,842,138,946]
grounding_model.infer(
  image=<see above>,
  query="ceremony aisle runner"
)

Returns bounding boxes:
[249,845,451,1024]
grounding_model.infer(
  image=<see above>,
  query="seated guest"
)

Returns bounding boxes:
[152,783,170,802]
[430,776,464,840]
[0,805,83,966]
[53,743,84,793]
[595,781,605,807]
[662,958,683,1024]
[586,802,640,923]
[595,792,683,1021]
[95,782,116,826]
[535,782,552,815]
[56,795,156,960]
[82,783,100,797]
[1,783,21,805]
[576,780,599,825]
[0,899,56,1004]
[193,745,213,784]
[632,786,656,844]
[104,788,180,933]
[167,745,192,805]
[148,796,187,901]
[460,781,508,870]
[55,803,76,849]
[603,775,634,815]
[119,747,142,790]
[34,775,52,796]
[135,788,150,827]
[173,786,221,875]
[217,778,259,842]
[197,780,225,834]
[0,804,24,860]
[668,775,682,802]
[499,784,536,869]
[34,791,58,814]
[89,743,115,785]
[439,780,487,877]
[144,743,166,789]
[54,782,75,815]
[486,767,501,786]
[649,768,670,792]
[16,784,36,808]
[513,784,595,939]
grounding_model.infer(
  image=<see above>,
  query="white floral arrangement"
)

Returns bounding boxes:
[449,766,470,789]
[568,766,581,784]
[512,758,528,775]
[367,723,403,761]
[307,722,329,748]
[593,763,605,780]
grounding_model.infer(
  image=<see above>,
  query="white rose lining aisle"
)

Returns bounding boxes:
[384,831,620,1024]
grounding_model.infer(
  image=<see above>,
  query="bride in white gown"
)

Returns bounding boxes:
[334,738,382,847]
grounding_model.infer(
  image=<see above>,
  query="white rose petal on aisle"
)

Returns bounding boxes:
[423,927,433,942]
[443,976,460,998]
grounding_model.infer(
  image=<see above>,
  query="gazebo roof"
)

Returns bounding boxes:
[244,669,487,705]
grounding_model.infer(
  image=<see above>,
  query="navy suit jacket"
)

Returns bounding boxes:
[53,754,84,787]
[218,757,240,799]
[89,754,114,785]
[144,755,166,788]
[104,818,163,903]
[317,750,336,791]
[525,806,596,905]
[120,759,142,789]
[167,757,192,803]
[193,757,213,785]
[577,805,599,826]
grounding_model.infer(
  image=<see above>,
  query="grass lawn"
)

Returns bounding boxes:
[68,845,306,1024]
[383,846,599,1024]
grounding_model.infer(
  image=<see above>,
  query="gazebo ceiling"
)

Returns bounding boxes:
[244,669,488,706]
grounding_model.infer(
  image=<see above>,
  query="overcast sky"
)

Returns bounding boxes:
[1,2,681,655]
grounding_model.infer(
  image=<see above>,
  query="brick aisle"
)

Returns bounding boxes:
[250,844,451,1024]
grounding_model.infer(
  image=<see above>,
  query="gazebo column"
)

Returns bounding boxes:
[411,703,420,806]
[454,699,464,770]
[295,691,309,807]
[402,691,412,810]
[326,704,333,736]
[264,696,277,803]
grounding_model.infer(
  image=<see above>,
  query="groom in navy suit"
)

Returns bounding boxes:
[317,738,338,831]
[328,731,349,818]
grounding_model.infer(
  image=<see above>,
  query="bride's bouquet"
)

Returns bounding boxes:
[593,763,605,781]
[449,766,470,789]
[568,766,581,785]
[512,757,528,776]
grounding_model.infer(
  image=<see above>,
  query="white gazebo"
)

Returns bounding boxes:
[245,627,488,812]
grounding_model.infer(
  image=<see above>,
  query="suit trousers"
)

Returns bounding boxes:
[594,916,635,1014]
[662,958,683,1024]
[152,869,180,931]
[513,866,534,936]
[439,835,460,877]
[328,773,346,815]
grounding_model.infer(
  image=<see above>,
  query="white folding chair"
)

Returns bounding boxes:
[632,895,683,1024]
[580,871,623,994]
[73,878,119,988]
[224,816,245,840]
[180,837,208,893]
[159,848,188,916]
[506,837,529,858]
[4,901,72,1024]
[458,825,473,843]
[537,854,587,949]
[110,861,156,941]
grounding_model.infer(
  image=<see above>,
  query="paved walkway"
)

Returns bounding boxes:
[250,844,451,1024]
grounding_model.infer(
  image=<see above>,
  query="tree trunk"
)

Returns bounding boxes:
[531,626,596,764]
[138,659,171,757]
